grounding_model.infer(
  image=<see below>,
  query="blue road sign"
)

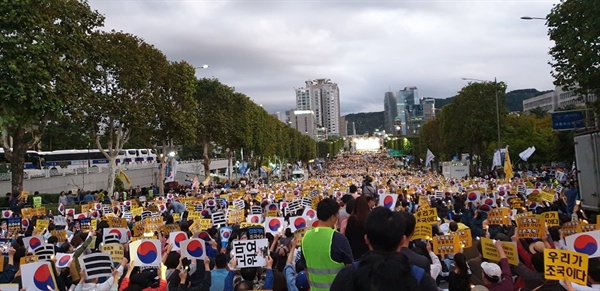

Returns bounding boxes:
[551,111,585,130]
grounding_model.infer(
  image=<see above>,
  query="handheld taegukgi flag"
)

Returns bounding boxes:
[21,261,58,291]
[169,231,189,251]
[33,244,55,261]
[565,230,600,258]
[180,238,206,260]
[130,239,161,267]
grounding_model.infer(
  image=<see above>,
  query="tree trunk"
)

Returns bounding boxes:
[202,141,211,177]
[227,150,232,181]
[158,142,167,195]
[106,155,117,196]
[9,129,27,194]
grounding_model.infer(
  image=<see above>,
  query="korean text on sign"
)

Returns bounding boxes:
[232,239,269,269]
[544,248,588,286]
[415,208,438,224]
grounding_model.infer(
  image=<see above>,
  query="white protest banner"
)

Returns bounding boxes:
[232,239,269,269]
[169,231,189,251]
[21,261,58,291]
[130,239,161,267]
[79,253,113,279]
[180,238,207,260]
[53,215,66,226]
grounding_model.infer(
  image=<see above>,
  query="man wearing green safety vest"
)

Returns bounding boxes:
[301,198,354,291]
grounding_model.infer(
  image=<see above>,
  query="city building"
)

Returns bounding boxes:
[294,79,341,137]
[270,111,282,122]
[287,110,317,140]
[405,98,436,137]
[383,91,398,134]
[396,86,418,135]
[339,116,347,137]
[523,85,598,113]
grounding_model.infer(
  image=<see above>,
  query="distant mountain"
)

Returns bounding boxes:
[433,88,551,112]
[343,112,384,135]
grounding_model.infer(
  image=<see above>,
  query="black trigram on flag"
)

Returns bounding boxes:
[103,234,120,245]
[250,206,262,215]
[79,253,113,279]
[34,244,55,261]
[122,212,133,220]
[212,212,226,227]
[141,211,152,220]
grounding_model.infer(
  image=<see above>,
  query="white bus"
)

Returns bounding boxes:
[38,148,156,174]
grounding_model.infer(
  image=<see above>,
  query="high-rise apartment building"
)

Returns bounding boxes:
[383,91,398,134]
[396,86,419,135]
[295,79,341,139]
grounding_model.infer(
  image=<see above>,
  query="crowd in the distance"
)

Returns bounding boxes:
[0,152,594,291]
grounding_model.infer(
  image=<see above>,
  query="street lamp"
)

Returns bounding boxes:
[462,77,502,156]
[195,64,210,69]
[520,16,546,20]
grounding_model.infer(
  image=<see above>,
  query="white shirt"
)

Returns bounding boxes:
[559,280,600,291]
[429,251,443,280]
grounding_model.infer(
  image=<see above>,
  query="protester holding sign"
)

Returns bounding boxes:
[482,240,514,291]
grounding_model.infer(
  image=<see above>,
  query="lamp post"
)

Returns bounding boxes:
[462,77,501,156]
[195,64,210,69]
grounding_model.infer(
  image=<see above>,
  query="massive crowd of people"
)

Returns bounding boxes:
[0,152,592,291]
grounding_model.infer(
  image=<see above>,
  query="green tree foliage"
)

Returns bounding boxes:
[503,115,558,166]
[76,31,168,195]
[0,0,104,192]
[547,0,600,113]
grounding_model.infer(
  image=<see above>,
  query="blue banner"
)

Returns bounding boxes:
[551,111,585,130]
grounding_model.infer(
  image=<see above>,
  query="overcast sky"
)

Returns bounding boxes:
[88,0,558,115]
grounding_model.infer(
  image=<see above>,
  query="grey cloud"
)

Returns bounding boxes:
[88,0,558,115]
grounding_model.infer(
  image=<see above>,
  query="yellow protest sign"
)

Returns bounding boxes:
[20,255,39,265]
[106,217,128,228]
[418,195,429,207]
[36,219,50,231]
[414,208,438,224]
[196,219,212,231]
[239,222,263,229]
[34,206,46,217]
[133,221,146,237]
[80,204,90,214]
[274,193,283,201]
[285,193,295,202]
[294,227,312,247]
[516,217,545,239]
[457,228,472,248]
[21,208,33,219]
[187,211,202,221]
[578,223,597,233]
[488,208,511,225]
[562,221,579,237]
[412,223,432,240]
[311,197,321,210]
[172,213,181,222]
[266,210,278,217]
[481,238,518,266]
[544,248,588,286]
[91,219,97,231]
[542,212,560,227]
[227,208,244,224]
[433,234,461,256]
[102,243,125,262]
[131,207,143,218]
[540,191,555,203]
[162,224,181,234]
[51,230,68,242]
[509,198,524,209]
[514,212,534,225]
[145,216,163,233]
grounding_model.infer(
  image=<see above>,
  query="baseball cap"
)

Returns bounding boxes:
[481,261,501,278]
[295,270,310,290]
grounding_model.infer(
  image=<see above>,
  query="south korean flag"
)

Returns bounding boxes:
[34,244,55,261]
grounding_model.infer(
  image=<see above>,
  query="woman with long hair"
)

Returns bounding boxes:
[448,253,471,291]
[343,196,371,259]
